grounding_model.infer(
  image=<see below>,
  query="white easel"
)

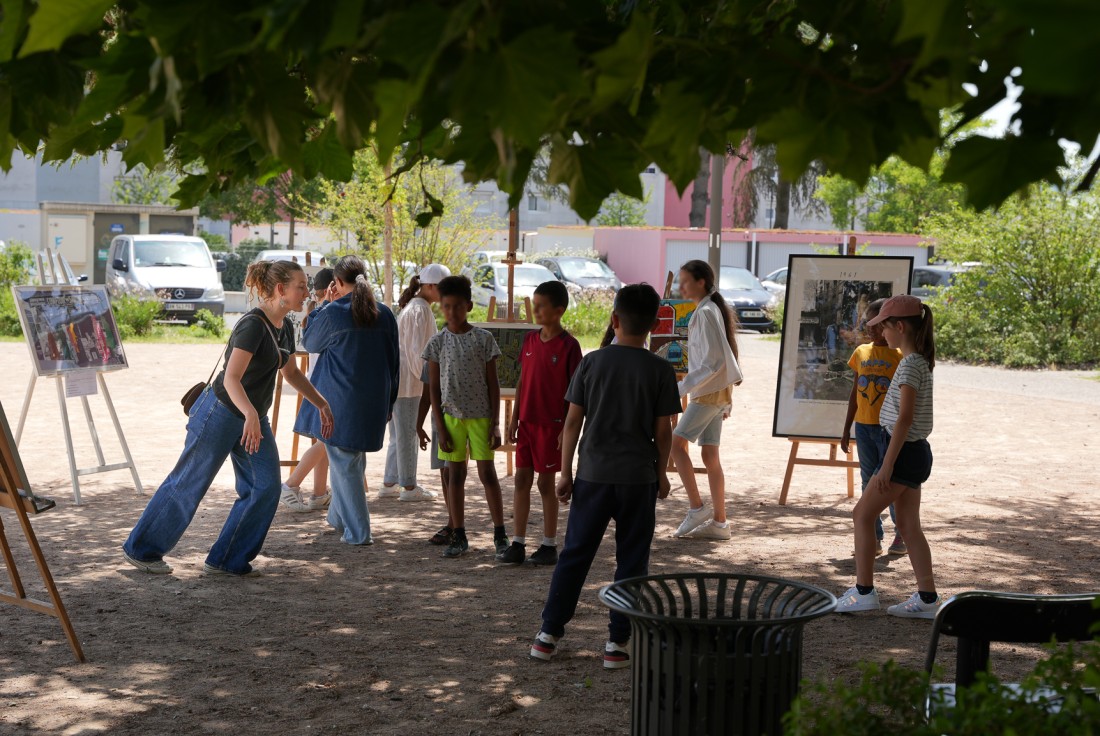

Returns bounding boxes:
[13,249,143,505]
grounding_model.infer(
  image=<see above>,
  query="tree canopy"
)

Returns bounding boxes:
[2,1,1098,221]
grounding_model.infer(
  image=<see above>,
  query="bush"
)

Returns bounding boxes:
[784,641,1100,735]
[0,240,35,337]
[563,287,614,338]
[111,295,162,336]
[925,184,1100,368]
[216,239,269,292]
[190,308,226,338]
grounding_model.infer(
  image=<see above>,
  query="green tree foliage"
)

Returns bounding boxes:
[199,173,327,249]
[2,1,1098,222]
[324,148,498,281]
[924,182,1100,367]
[816,154,965,232]
[112,164,177,205]
[595,191,649,226]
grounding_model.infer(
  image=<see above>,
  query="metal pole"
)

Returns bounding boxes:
[708,151,724,275]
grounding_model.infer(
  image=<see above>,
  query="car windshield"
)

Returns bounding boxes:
[496,266,551,288]
[719,267,763,291]
[134,241,210,268]
[558,258,613,280]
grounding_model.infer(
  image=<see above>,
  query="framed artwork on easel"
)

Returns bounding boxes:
[772,255,913,439]
[11,285,127,377]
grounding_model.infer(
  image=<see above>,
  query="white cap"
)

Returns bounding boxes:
[418,263,451,285]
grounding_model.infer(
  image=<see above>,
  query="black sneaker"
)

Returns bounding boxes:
[429,526,452,545]
[442,531,469,558]
[496,541,526,565]
[493,534,511,556]
[527,544,559,566]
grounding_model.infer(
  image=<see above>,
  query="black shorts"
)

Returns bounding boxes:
[875,431,932,489]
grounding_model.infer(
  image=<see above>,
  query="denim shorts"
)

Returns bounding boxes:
[673,401,725,446]
[875,430,933,489]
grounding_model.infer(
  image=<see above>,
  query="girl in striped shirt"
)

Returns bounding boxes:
[836,294,939,619]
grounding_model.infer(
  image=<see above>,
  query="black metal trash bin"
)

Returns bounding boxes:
[599,573,836,736]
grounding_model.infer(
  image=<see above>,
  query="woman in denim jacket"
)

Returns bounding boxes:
[295,255,399,545]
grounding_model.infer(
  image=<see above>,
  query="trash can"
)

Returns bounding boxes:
[599,573,837,736]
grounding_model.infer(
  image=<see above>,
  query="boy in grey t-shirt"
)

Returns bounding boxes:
[421,276,506,559]
[530,284,682,670]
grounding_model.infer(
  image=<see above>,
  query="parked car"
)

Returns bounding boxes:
[465,250,524,271]
[761,267,788,296]
[468,262,558,311]
[107,234,226,321]
[911,266,962,300]
[718,266,779,332]
[252,249,327,267]
[534,256,620,292]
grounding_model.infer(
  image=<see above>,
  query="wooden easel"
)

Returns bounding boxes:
[253,252,325,469]
[778,437,858,505]
[271,352,312,468]
[660,272,704,475]
[14,250,143,504]
[0,400,85,662]
[490,209,534,477]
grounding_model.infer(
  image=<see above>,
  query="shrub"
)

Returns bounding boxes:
[0,240,35,337]
[784,640,1100,735]
[216,239,269,292]
[111,295,162,336]
[924,184,1100,368]
[563,287,614,338]
[190,308,226,338]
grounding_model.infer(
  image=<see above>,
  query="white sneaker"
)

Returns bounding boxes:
[887,592,941,619]
[688,520,731,540]
[835,586,881,613]
[308,492,331,510]
[674,505,711,538]
[279,483,312,512]
[376,484,401,499]
[530,631,560,662]
[399,486,437,502]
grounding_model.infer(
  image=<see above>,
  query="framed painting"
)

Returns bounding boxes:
[772,255,913,439]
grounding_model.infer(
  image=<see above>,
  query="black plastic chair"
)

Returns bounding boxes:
[924,591,1100,711]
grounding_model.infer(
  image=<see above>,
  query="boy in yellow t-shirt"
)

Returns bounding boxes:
[840,298,905,556]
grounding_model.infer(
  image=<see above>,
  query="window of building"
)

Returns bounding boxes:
[527,194,538,211]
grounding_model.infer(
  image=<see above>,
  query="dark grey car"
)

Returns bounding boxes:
[718,266,780,332]
[535,256,621,292]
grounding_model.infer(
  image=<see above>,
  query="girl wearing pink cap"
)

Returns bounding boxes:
[835,294,940,619]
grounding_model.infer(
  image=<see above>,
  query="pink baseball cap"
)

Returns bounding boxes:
[866,294,923,326]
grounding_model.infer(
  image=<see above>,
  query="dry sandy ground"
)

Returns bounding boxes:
[0,335,1097,735]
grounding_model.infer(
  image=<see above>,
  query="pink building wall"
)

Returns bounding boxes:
[663,150,753,229]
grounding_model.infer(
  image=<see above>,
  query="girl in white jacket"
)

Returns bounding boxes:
[671,260,743,540]
[379,263,449,501]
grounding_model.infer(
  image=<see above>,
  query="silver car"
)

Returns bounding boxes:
[107,235,226,321]
[468,262,558,314]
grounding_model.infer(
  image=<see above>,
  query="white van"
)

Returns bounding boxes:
[106,234,226,320]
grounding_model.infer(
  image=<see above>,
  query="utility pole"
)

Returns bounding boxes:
[707,150,724,276]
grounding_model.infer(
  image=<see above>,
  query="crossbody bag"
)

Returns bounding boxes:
[180,314,282,415]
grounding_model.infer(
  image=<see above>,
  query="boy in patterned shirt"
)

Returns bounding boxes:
[422,275,507,558]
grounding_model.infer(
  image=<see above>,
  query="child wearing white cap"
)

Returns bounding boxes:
[379,264,450,501]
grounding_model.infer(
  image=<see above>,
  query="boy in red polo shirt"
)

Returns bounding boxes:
[498,280,583,566]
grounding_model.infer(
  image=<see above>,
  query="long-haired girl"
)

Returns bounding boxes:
[836,294,938,618]
[123,260,334,576]
[294,255,399,545]
[671,260,743,541]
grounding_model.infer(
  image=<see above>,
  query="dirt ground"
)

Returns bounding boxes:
[0,335,1097,735]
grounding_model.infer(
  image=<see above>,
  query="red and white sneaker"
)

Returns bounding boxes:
[530,631,560,662]
[604,641,631,669]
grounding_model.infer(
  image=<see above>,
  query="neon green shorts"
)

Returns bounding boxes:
[439,414,495,463]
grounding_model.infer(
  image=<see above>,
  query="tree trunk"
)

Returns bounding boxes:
[689,147,712,228]
[382,161,394,306]
[773,179,792,229]
[287,215,296,249]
